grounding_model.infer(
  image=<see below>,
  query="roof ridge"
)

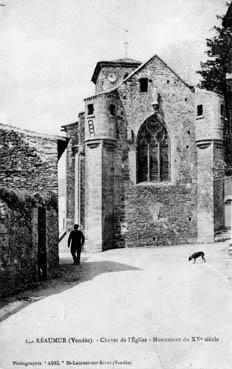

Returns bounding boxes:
[122,54,194,90]
[0,122,67,141]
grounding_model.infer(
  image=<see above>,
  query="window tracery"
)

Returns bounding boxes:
[137,117,169,183]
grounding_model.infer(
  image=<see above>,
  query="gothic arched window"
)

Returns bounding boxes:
[137,117,169,183]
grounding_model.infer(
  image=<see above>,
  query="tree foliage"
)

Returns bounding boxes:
[197,12,232,96]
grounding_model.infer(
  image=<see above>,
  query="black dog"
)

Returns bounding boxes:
[188,251,206,263]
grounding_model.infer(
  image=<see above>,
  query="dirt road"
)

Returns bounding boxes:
[0,243,232,369]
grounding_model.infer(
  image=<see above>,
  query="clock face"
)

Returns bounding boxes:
[107,72,117,82]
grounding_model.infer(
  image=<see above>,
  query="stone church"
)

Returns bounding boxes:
[63,54,226,253]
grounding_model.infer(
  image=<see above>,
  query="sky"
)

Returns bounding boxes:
[0,0,228,135]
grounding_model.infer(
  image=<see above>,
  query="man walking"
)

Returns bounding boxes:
[68,224,85,265]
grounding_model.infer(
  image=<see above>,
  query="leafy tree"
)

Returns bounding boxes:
[197,8,232,96]
[197,3,232,170]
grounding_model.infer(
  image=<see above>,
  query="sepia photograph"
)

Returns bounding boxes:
[0,0,232,368]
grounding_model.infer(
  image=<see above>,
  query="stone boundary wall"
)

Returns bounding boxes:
[0,189,58,297]
[0,124,64,295]
[0,126,60,195]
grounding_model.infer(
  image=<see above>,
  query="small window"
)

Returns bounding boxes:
[109,104,116,116]
[197,104,203,117]
[140,78,148,92]
[87,104,94,116]
[88,120,95,136]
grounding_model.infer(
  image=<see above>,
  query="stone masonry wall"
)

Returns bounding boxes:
[196,142,224,241]
[78,113,86,229]
[61,122,79,231]
[0,124,61,295]
[116,56,198,247]
[0,190,58,296]
[85,142,103,252]
[213,144,225,231]
[226,77,232,169]
[84,91,117,252]
[0,193,36,296]
[102,141,115,250]
[195,90,224,143]
[111,92,129,249]
[0,125,60,195]
[197,144,214,242]
[224,11,232,170]
[62,116,85,231]
[195,90,225,240]
[69,56,225,250]
[95,65,140,94]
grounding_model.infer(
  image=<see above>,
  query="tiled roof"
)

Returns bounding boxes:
[108,58,142,64]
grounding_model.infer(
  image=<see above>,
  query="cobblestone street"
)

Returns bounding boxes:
[1,243,232,369]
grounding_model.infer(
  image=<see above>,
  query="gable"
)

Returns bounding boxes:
[122,54,193,91]
[117,53,196,150]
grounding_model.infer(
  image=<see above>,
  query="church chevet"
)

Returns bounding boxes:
[62,54,227,253]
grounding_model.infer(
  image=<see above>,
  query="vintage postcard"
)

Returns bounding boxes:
[0,1,232,368]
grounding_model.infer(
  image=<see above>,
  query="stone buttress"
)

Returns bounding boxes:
[195,90,225,242]
[84,92,117,252]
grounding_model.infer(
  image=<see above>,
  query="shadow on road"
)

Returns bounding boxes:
[0,255,140,322]
[60,258,141,282]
